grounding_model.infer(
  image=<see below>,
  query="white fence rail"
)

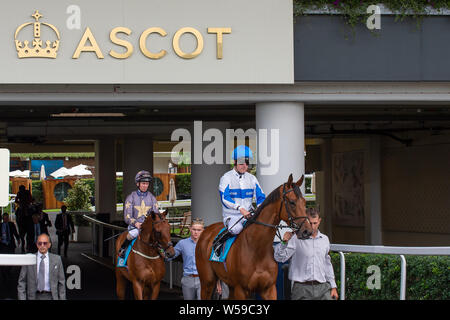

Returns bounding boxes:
[330,244,450,300]
[0,254,36,266]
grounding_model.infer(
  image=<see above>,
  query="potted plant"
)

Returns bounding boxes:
[63,180,93,242]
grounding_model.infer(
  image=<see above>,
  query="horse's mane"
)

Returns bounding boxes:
[252,185,282,218]
[250,182,303,223]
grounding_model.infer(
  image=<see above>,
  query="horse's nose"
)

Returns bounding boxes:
[302,229,312,239]
[166,248,176,258]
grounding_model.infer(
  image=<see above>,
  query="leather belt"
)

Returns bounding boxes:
[296,280,322,286]
[188,274,199,277]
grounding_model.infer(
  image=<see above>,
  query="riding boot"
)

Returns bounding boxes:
[118,238,132,258]
[213,230,235,256]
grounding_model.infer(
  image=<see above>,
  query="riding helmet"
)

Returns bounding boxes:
[232,145,253,161]
[135,170,152,184]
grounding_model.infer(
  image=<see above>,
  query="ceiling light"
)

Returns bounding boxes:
[51,113,126,117]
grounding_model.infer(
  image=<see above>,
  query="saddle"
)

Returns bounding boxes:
[209,228,238,262]
[116,239,137,268]
[210,212,255,262]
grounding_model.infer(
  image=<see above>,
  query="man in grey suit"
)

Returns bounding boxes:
[17,233,66,300]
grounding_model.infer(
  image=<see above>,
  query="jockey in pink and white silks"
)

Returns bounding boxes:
[213,146,266,256]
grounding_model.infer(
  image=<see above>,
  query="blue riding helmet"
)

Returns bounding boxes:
[232,145,253,161]
[135,170,152,184]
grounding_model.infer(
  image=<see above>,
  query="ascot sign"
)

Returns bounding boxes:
[15,10,231,60]
[2,0,293,84]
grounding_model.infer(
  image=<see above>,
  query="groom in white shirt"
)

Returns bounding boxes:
[274,208,338,300]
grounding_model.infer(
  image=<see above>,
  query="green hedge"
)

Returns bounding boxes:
[81,178,95,197]
[31,180,43,203]
[80,178,124,203]
[175,173,191,195]
[329,253,450,300]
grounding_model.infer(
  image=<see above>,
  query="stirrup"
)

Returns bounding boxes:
[213,245,223,256]
[118,239,131,258]
[213,230,233,256]
[118,247,126,258]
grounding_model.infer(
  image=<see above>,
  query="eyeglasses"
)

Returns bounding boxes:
[37,242,48,246]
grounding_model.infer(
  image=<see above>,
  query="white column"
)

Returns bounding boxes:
[122,137,154,200]
[191,121,229,226]
[95,138,117,221]
[366,136,383,245]
[256,102,305,194]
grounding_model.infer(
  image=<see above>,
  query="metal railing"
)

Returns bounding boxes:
[82,214,126,263]
[330,244,450,300]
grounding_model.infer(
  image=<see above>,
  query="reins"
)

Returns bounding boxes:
[134,212,173,260]
[247,183,310,241]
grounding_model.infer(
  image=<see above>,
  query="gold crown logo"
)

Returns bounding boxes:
[15,10,60,59]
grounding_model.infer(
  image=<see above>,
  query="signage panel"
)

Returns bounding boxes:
[0,149,10,207]
[0,0,293,84]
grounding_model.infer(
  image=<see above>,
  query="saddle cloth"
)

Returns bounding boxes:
[209,227,237,263]
[116,239,137,268]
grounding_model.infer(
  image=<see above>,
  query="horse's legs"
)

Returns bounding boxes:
[142,285,152,300]
[200,280,216,300]
[198,267,219,300]
[259,285,277,300]
[233,286,249,300]
[197,259,218,299]
[131,280,144,300]
[115,269,127,300]
[150,282,161,300]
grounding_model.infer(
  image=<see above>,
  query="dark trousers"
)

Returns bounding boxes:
[57,232,70,257]
[26,237,37,253]
[0,245,18,299]
[36,292,53,300]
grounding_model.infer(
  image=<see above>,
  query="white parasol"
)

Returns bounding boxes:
[168,178,177,206]
[40,164,46,180]
[49,167,70,178]
[9,170,30,178]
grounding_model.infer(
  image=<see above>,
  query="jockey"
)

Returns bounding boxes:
[213,145,266,256]
[118,170,159,259]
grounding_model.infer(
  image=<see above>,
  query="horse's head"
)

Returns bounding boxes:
[279,174,313,240]
[141,209,175,258]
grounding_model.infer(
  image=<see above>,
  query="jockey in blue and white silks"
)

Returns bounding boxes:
[219,168,266,235]
[213,145,266,256]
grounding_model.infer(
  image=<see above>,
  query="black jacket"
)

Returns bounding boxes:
[0,221,20,250]
[38,212,52,235]
[55,213,74,235]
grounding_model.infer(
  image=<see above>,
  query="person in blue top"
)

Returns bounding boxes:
[212,145,266,256]
[167,218,205,300]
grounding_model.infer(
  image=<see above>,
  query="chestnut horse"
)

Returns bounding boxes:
[115,209,175,300]
[196,174,313,300]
